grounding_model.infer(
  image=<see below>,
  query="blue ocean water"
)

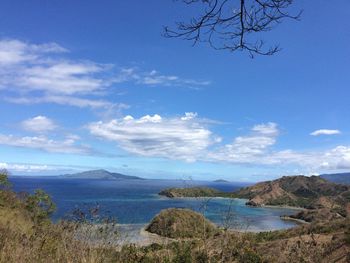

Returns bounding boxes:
[10,177,299,232]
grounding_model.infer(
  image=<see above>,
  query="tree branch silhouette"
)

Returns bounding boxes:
[164,0,302,57]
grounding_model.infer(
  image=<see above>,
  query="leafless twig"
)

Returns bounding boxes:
[164,0,302,57]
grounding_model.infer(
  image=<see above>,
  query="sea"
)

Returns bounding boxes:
[9,177,299,242]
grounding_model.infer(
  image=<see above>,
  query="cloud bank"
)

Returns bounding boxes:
[88,114,350,170]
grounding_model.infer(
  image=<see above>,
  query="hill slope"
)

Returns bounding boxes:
[61,169,144,180]
[235,175,350,208]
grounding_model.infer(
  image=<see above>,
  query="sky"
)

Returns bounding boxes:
[0,0,350,181]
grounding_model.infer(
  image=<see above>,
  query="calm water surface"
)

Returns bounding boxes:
[10,177,299,232]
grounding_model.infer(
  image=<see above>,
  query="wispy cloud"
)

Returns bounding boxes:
[0,39,210,111]
[114,68,211,88]
[0,39,109,95]
[0,133,89,154]
[21,115,57,133]
[6,95,128,110]
[0,39,66,65]
[0,39,119,111]
[0,162,55,173]
[310,129,341,136]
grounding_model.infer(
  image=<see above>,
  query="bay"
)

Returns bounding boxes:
[10,177,299,233]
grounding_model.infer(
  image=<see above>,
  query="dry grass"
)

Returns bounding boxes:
[0,169,349,263]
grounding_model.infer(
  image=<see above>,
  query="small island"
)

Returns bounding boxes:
[213,179,230,183]
[159,187,235,198]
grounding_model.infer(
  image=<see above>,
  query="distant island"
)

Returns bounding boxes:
[159,187,234,198]
[320,172,350,185]
[60,169,145,180]
[213,179,230,183]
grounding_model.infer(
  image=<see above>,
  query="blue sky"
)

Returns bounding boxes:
[0,0,350,181]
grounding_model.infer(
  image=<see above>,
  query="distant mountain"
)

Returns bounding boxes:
[61,169,144,180]
[213,179,229,183]
[320,172,350,185]
[235,175,350,208]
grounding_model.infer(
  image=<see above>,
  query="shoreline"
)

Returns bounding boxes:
[165,195,306,211]
[261,204,306,210]
[280,216,310,225]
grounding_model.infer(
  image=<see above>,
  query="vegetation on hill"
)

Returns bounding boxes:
[1,169,350,262]
[235,175,350,209]
[146,208,218,239]
[159,187,234,198]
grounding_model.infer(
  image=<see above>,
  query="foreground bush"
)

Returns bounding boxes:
[146,208,218,239]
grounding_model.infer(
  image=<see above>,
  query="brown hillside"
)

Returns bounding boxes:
[235,175,350,208]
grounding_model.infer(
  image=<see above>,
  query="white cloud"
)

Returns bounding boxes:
[0,39,119,111]
[114,67,211,88]
[0,162,54,172]
[0,134,89,154]
[208,123,279,163]
[17,62,108,95]
[272,146,350,170]
[321,146,350,169]
[88,113,218,162]
[0,39,66,65]
[88,115,350,172]
[21,116,57,133]
[251,122,279,136]
[6,95,128,110]
[0,39,210,112]
[181,112,198,121]
[310,129,341,136]
[0,58,108,95]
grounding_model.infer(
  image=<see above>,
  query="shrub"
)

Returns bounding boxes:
[146,208,218,239]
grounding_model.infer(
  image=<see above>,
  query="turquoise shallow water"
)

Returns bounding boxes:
[10,177,299,232]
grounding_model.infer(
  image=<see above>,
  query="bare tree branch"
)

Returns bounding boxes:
[164,0,302,57]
